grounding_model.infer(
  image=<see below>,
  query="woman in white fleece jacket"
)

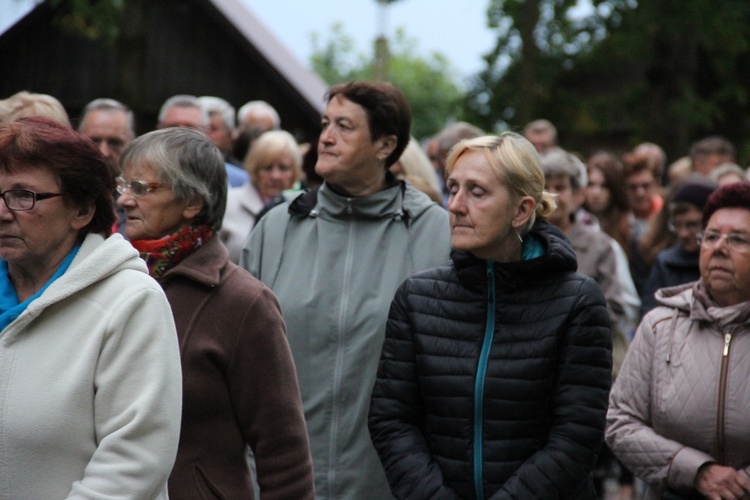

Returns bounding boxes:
[0,117,182,499]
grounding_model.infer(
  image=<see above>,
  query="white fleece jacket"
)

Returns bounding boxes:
[0,233,182,499]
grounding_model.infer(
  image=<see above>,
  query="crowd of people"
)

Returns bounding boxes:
[0,84,749,499]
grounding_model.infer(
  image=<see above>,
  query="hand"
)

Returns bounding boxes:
[694,464,750,500]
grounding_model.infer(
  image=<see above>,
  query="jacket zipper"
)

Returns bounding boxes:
[327,212,356,496]
[474,261,496,500]
[717,329,735,464]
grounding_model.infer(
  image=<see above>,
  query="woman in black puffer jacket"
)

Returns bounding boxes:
[369,133,612,499]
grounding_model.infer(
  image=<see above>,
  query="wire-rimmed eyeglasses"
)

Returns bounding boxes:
[696,231,750,252]
[0,189,62,211]
[116,176,164,197]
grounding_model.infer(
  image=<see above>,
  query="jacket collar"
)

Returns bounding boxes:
[453,220,577,289]
[290,172,413,222]
[160,235,226,287]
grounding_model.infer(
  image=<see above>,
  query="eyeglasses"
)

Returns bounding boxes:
[0,190,63,211]
[696,231,750,251]
[116,176,164,197]
[668,219,702,233]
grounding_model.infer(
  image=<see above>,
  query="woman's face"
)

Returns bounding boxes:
[585,168,611,214]
[254,152,296,201]
[117,161,201,241]
[0,166,90,274]
[699,207,750,306]
[447,151,519,262]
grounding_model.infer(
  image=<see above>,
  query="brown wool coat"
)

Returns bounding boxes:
[160,235,314,499]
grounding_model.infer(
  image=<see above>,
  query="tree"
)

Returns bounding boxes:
[465,0,750,162]
[464,0,632,132]
[310,24,464,140]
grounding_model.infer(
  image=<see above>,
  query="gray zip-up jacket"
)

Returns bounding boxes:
[241,178,450,499]
[606,280,750,498]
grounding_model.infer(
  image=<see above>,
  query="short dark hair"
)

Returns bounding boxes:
[0,116,115,238]
[690,135,736,161]
[326,81,411,168]
[703,181,750,226]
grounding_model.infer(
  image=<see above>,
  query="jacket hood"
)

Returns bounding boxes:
[3,233,147,343]
[654,282,694,313]
[289,172,441,224]
[656,279,750,328]
[29,233,146,310]
[452,220,578,290]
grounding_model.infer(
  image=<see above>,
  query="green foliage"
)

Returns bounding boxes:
[310,24,464,140]
[47,0,125,43]
[466,0,750,162]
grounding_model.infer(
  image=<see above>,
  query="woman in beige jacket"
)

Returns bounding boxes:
[607,181,750,499]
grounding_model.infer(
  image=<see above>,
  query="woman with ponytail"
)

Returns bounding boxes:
[369,133,612,499]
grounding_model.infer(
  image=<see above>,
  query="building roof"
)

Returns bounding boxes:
[0,0,328,140]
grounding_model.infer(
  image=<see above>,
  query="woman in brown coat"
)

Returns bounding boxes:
[117,127,314,499]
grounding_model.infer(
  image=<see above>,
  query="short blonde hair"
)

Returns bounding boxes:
[0,91,70,126]
[243,130,302,184]
[445,133,556,233]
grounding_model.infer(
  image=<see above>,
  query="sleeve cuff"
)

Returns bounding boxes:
[667,446,715,491]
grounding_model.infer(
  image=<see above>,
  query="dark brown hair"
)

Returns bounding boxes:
[326,81,411,168]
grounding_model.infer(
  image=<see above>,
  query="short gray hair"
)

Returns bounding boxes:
[540,149,587,190]
[237,100,280,130]
[120,127,227,231]
[158,94,208,127]
[198,96,235,131]
[80,98,135,139]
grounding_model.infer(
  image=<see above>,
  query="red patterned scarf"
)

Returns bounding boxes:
[131,224,213,280]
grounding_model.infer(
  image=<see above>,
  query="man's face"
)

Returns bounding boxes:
[625,170,657,219]
[206,113,232,154]
[671,206,703,253]
[525,129,555,154]
[80,109,132,172]
[159,106,205,130]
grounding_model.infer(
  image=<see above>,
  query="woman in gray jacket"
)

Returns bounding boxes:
[607,181,750,499]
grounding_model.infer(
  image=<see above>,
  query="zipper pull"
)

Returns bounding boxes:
[724,333,732,357]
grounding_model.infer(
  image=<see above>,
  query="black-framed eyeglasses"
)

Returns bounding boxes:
[0,190,63,211]
[116,176,164,197]
[696,231,750,251]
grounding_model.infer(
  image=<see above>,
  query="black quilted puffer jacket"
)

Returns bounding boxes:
[369,220,612,499]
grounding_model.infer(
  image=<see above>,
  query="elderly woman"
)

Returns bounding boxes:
[117,127,314,499]
[221,130,302,262]
[0,117,182,498]
[607,181,750,499]
[369,133,612,499]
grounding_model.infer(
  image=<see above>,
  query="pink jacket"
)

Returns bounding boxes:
[606,280,750,498]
